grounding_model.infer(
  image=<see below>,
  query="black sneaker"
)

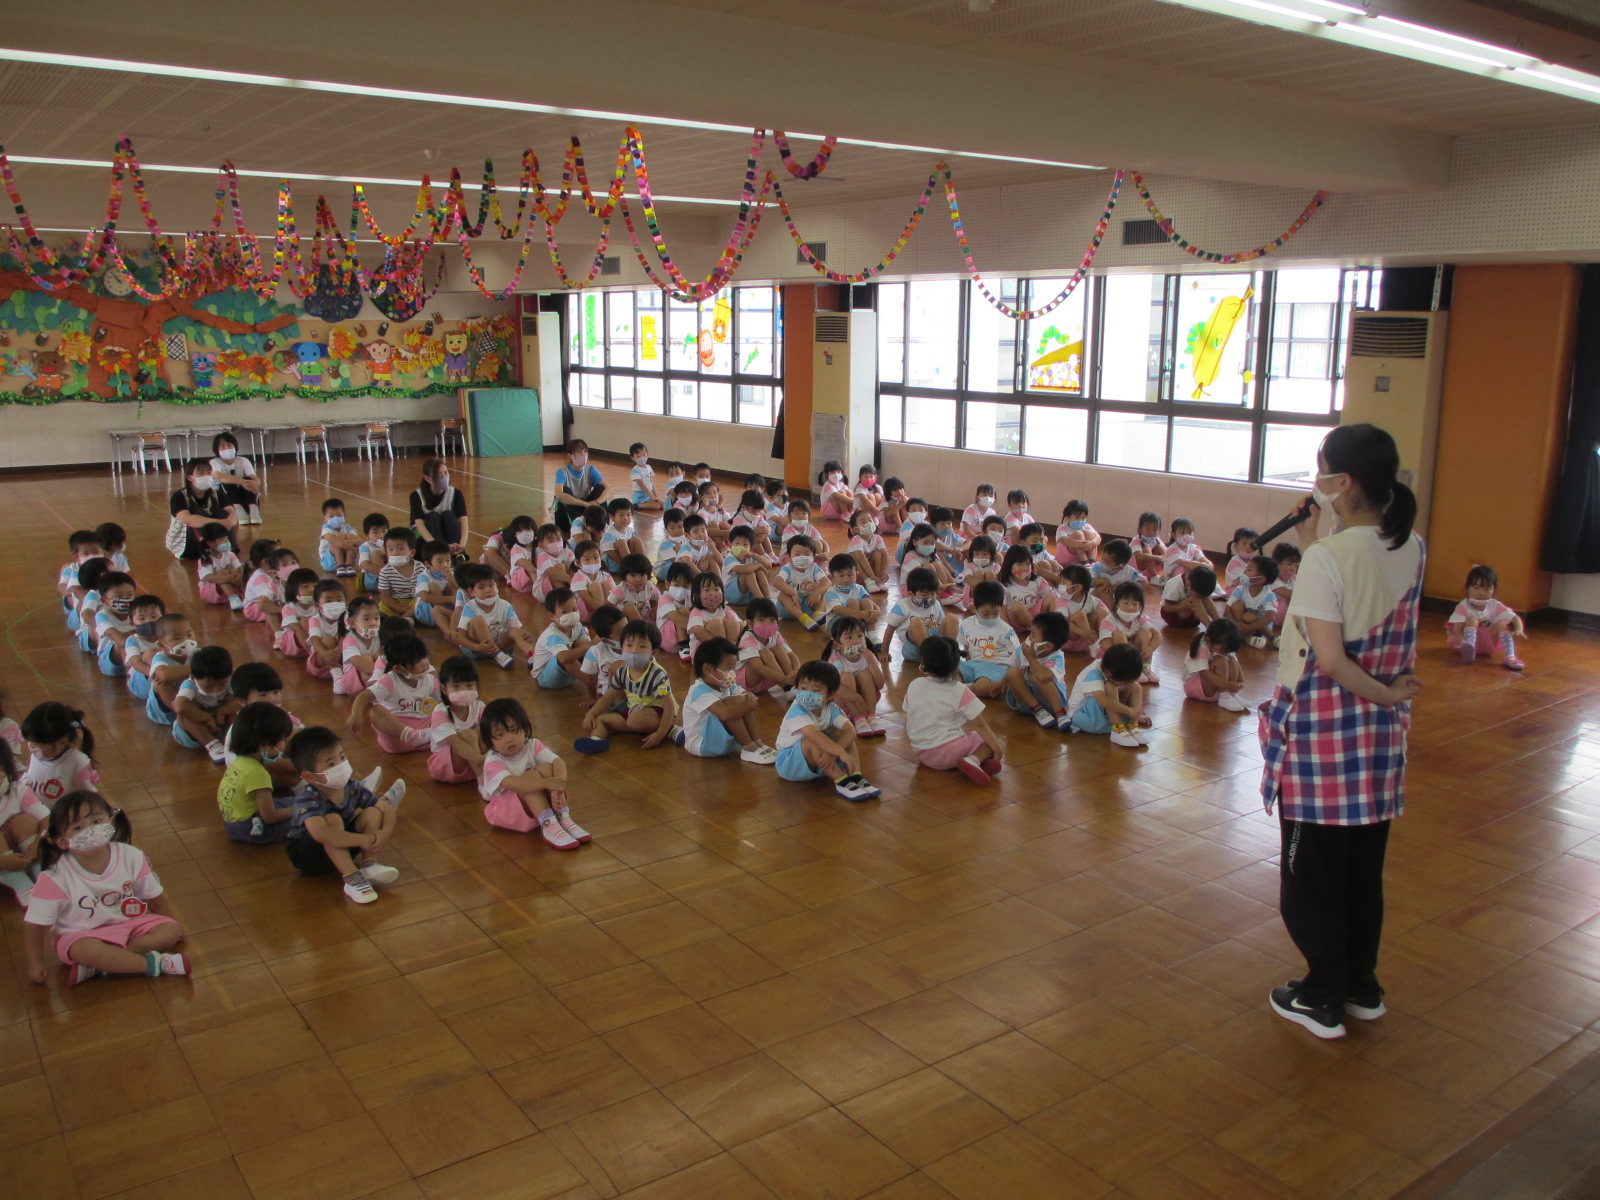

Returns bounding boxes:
[1288,977,1386,1021]
[1269,983,1346,1039]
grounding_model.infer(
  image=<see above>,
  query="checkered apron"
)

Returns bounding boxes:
[1258,551,1423,825]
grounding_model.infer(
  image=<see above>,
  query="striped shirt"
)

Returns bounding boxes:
[376,561,423,601]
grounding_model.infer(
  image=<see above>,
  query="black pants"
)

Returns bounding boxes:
[554,487,604,537]
[1278,816,1390,1006]
[218,483,255,514]
[420,510,463,547]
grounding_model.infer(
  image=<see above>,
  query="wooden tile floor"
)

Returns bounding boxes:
[4,451,1600,1200]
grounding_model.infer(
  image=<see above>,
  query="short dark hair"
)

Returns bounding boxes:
[828,553,856,573]
[904,567,938,594]
[971,580,1004,609]
[1188,566,1217,596]
[480,697,534,746]
[1032,611,1071,650]
[189,646,233,682]
[607,497,634,515]
[619,553,652,577]
[694,636,738,675]
[1251,554,1281,584]
[543,586,574,611]
[230,701,294,758]
[289,725,343,774]
[1101,539,1132,566]
[796,659,840,694]
[590,604,625,638]
[362,512,390,534]
[1101,643,1143,682]
[383,633,429,670]
[459,563,496,589]
[230,662,284,699]
[918,635,959,678]
[619,618,660,649]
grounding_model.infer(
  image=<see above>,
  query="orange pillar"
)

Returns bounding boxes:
[780,283,843,493]
[1426,264,1579,611]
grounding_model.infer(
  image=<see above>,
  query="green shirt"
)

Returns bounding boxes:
[217,755,273,823]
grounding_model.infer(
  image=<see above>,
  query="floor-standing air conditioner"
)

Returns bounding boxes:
[520,309,566,450]
[811,311,877,494]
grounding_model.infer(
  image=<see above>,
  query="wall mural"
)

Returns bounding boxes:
[0,251,515,406]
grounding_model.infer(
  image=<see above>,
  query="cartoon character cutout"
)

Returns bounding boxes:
[286,341,329,388]
[362,339,404,385]
[190,352,219,390]
[31,349,67,395]
[442,330,471,384]
[473,351,502,383]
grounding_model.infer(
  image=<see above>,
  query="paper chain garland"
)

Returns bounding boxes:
[0,134,1329,317]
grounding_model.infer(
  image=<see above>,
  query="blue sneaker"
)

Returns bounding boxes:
[574,736,611,755]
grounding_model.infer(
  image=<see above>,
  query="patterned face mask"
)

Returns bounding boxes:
[67,821,116,852]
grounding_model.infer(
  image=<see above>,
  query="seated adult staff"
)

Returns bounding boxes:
[409,458,470,559]
[209,431,263,526]
[553,438,605,537]
[170,459,239,560]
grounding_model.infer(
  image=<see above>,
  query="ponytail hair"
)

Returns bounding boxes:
[20,701,95,761]
[1320,423,1416,551]
[38,791,130,872]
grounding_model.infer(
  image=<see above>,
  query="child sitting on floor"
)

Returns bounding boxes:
[284,726,404,905]
[681,638,778,763]
[576,621,679,755]
[1066,642,1149,747]
[736,599,799,698]
[1447,563,1525,671]
[347,633,439,753]
[906,635,1003,788]
[427,657,486,784]
[1184,618,1248,712]
[957,581,1018,699]
[216,702,297,843]
[479,697,588,846]
[773,660,881,801]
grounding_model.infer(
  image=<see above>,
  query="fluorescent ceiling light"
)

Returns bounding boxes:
[4,152,746,206]
[0,47,1101,171]
[1153,0,1600,104]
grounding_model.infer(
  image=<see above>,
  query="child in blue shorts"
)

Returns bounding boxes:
[680,638,777,764]
[956,581,1018,699]
[628,442,662,511]
[1067,642,1150,748]
[772,660,881,802]
[173,646,242,764]
[1004,610,1072,731]
[530,587,594,689]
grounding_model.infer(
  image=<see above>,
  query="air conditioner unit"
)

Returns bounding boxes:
[519,308,566,449]
[1341,310,1449,539]
[811,311,877,488]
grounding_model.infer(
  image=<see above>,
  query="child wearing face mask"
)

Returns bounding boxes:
[172,646,242,764]
[1089,540,1143,610]
[1005,611,1073,731]
[1224,527,1259,591]
[217,702,299,843]
[883,567,958,665]
[655,562,695,658]
[825,616,887,738]
[1000,544,1056,637]
[610,554,663,623]
[480,698,587,846]
[1097,582,1162,685]
[1131,512,1167,579]
[1447,563,1526,670]
[687,572,745,661]
[59,530,104,628]
[762,478,791,524]
[1057,565,1107,653]
[602,498,647,574]
[737,598,800,699]
[337,596,383,696]
[531,524,575,599]
[223,663,304,782]
[284,726,405,905]
[682,638,778,763]
[357,515,389,591]
[895,499,930,566]
[376,530,425,620]
[957,581,1019,699]
[1227,554,1282,649]
[723,528,772,606]
[0,720,46,905]
[273,568,321,658]
[495,515,538,590]
[123,594,167,701]
[775,537,829,631]
[23,792,188,986]
[1003,489,1035,544]
[696,482,734,551]
[907,635,1003,788]
[782,500,830,559]
[848,511,890,594]
[851,465,886,524]
[92,572,139,678]
[532,588,596,690]
[898,525,952,594]
[20,702,99,808]
[1053,500,1101,568]
[818,459,854,521]
[304,581,348,684]
[427,657,486,783]
[243,542,291,635]
[569,541,611,623]
[576,621,681,755]
[196,522,246,612]
[1184,618,1249,712]
[678,515,721,582]
[577,605,626,705]
[144,614,198,727]
[318,498,361,578]
[554,438,606,538]
[629,441,662,511]
[414,542,459,641]
[1017,523,1063,588]
[962,537,1001,609]
[347,633,439,752]
[961,484,999,540]
[733,489,776,558]
[1164,517,1209,581]
[455,565,536,672]
[773,661,881,801]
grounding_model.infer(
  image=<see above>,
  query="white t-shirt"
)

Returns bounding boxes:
[367,669,441,718]
[210,454,257,480]
[1185,641,1214,678]
[904,677,983,751]
[428,699,484,751]
[479,739,558,800]
[774,699,849,750]
[579,640,621,682]
[1098,609,1158,643]
[1278,526,1424,688]
[197,548,242,582]
[342,629,381,665]
[244,569,282,608]
[957,615,1018,664]
[1162,574,1221,604]
[630,462,655,494]
[1067,662,1108,714]
[530,622,576,676]
[1015,645,1067,697]
[23,749,98,807]
[1448,598,1515,626]
[885,596,943,633]
[1230,582,1280,618]
[737,626,788,664]
[682,679,737,755]
[0,775,49,829]
[961,502,997,530]
[25,843,162,933]
[457,597,522,640]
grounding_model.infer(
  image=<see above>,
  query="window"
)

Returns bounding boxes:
[566,286,783,424]
[875,268,1369,483]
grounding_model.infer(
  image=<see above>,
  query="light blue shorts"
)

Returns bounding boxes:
[172,722,204,750]
[77,625,92,654]
[146,688,175,726]
[127,670,152,701]
[65,600,80,631]
[726,577,753,606]
[536,660,572,689]
[776,741,823,781]
[414,600,436,628]
[960,661,1008,684]
[692,716,739,759]
[97,639,125,678]
[360,572,379,591]
[1070,696,1113,735]
[319,547,337,572]
[631,489,653,507]
[898,635,921,663]
[1006,679,1067,714]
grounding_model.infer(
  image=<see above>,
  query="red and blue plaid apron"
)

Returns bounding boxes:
[1259,551,1424,825]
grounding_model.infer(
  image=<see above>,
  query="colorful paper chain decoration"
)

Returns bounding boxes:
[1130,171,1329,264]
[0,134,1329,315]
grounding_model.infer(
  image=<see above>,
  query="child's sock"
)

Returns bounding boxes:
[1500,632,1517,659]
[0,869,35,905]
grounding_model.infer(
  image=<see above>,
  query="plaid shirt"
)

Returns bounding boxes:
[1258,552,1423,825]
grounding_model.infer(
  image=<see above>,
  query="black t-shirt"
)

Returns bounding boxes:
[409,484,468,525]
[170,487,226,558]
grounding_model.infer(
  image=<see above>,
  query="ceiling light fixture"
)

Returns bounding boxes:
[1153,0,1600,105]
[0,47,1101,170]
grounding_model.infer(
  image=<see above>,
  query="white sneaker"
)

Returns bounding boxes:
[1033,707,1055,728]
[205,739,227,764]
[228,595,244,612]
[537,809,580,851]
[359,767,383,795]
[853,715,872,735]
[400,724,430,747]
[381,780,407,809]
[1246,635,1268,649]
[361,861,400,886]
[248,504,262,524]
[343,872,379,904]
[1110,728,1141,748]
[1217,691,1248,713]
[232,504,249,526]
[494,650,515,669]
[740,743,778,764]
[1131,726,1150,746]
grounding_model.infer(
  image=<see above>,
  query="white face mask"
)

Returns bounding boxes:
[1312,473,1342,511]
[191,475,214,491]
[668,585,689,602]
[475,595,497,610]
[791,554,812,570]
[386,554,409,566]
[319,602,345,620]
[907,511,926,524]
[169,638,198,659]
[218,447,237,462]
[515,530,536,545]
[973,556,991,568]
[792,519,809,531]
[67,821,117,852]
[1119,607,1142,619]
[828,473,842,483]
[559,611,583,631]
[860,520,876,536]
[318,761,353,790]
[1032,641,1052,656]
[580,562,601,576]
[447,688,477,706]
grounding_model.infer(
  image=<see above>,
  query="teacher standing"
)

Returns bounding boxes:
[409,457,470,561]
[1259,423,1424,1041]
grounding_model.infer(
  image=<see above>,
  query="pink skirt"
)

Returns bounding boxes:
[507,565,533,594]
[332,663,367,696]
[428,746,475,784]
[1064,635,1092,654]
[1183,673,1217,702]
[484,790,538,832]
[55,913,177,965]
[736,662,776,693]
[820,498,852,520]
[916,731,986,770]
[304,654,334,681]
[242,600,270,624]
[533,573,557,601]
[374,714,430,754]
[273,627,307,657]
[657,615,682,651]
[198,581,229,606]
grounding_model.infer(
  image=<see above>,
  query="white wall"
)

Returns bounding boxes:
[1552,574,1600,617]
[568,408,785,482]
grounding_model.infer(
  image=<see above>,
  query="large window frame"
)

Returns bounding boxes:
[876,268,1380,484]
[566,286,783,426]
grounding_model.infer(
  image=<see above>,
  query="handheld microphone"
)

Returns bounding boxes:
[1256,494,1317,548]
